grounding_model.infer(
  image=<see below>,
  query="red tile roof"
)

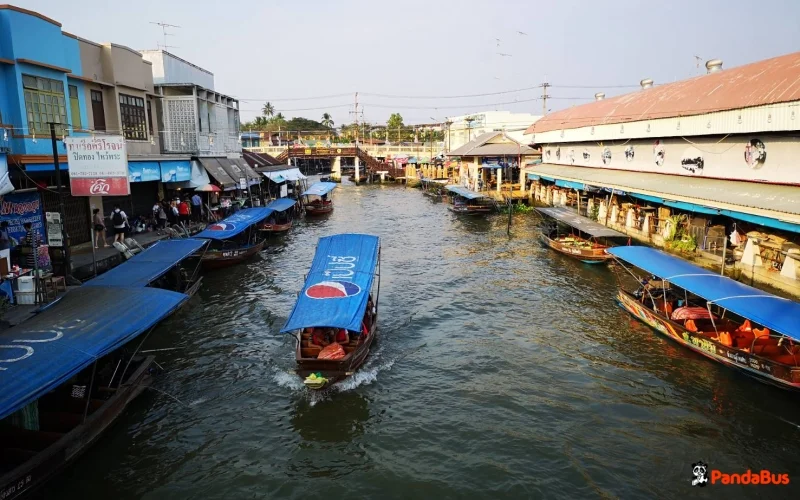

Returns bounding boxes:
[525,51,800,135]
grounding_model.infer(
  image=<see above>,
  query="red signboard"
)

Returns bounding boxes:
[69,177,130,196]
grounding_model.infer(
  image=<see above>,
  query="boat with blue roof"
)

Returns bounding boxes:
[609,246,800,391]
[258,198,297,234]
[281,234,381,390]
[445,185,496,215]
[194,207,274,269]
[302,182,337,216]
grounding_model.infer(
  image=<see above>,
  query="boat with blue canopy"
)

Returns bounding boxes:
[445,185,496,215]
[0,285,189,498]
[281,234,381,390]
[194,207,273,269]
[302,182,337,216]
[84,238,208,294]
[259,198,298,234]
[609,246,800,391]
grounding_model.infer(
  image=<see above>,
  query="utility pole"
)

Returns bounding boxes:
[49,122,75,284]
[541,81,550,115]
[349,92,360,145]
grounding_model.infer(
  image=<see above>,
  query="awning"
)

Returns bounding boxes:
[281,234,380,333]
[231,158,261,186]
[194,207,274,240]
[266,198,297,213]
[555,179,584,190]
[446,185,486,200]
[0,286,189,420]
[262,168,307,182]
[527,173,540,180]
[127,161,161,183]
[609,246,800,342]
[84,239,207,288]
[199,157,236,190]
[0,153,14,195]
[524,163,800,232]
[160,160,192,183]
[303,182,337,197]
[536,207,627,238]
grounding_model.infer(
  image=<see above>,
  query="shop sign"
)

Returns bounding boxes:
[65,136,129,196]
[0,192,45,245]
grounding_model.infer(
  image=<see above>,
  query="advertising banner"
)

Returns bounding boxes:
[160,161,191,183]
[128,161,161,183]
[0,192,45,246]
[65,136,129,196]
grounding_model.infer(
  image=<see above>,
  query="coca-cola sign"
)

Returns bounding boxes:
[65,136,129,196]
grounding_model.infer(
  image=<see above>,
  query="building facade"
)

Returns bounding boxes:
[524,53,800,293]
[445,111,541,153]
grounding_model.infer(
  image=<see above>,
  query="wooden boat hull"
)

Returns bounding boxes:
[305,204,333,216]
[616,289,800,391]
[259,221,293,233]
[0,356,156,500]
[296,322,377,390]
[540,233,613,263]
[448,205,493,215]
[201,239,266,269]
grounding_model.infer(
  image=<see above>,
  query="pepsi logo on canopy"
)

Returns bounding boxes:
[306,281,361,299]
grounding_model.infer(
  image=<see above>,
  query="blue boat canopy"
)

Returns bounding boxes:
[281,234,380,333]
[194,207,274,240]
[608,246,800,341]
[303,182,337,197]
[85,239,207,288]
[0,286,189,421]
[446,185,486,200]
[266,198,297,213]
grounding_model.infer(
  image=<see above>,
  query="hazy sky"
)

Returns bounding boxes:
[25,0,800,126]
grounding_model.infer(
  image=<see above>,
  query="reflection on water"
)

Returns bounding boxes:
[41,183,800,499]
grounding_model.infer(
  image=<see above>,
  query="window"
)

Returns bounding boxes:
[22,74,67,135]
[91,90,106,131]
[119,93,147,140]
[68,85,82,130]
[147,100,154,136]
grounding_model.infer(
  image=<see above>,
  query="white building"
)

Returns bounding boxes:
[445,111,541,152]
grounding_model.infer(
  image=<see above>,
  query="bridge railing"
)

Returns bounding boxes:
[244,144,444,157]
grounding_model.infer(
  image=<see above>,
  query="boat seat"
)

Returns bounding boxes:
[301,346,321,359]
[343,346,356,354]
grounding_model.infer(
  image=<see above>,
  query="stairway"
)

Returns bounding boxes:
[275,149,289,162]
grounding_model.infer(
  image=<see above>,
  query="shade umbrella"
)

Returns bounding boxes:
[195,184,222,192]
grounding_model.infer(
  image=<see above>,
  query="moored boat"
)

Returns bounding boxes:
[195,207,273,269]
[609,246,800,391]
[259,198,297,234]
[280,234,381,390]
[0,285,191,498]
[536,207,629,264]
[302,182,337,216]
[445,185,496,215]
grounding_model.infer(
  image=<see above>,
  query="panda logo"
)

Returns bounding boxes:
[691,461,708,487]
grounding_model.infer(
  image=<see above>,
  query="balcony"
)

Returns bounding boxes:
[160,130,241,156]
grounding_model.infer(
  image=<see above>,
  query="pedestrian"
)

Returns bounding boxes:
[191,192,202,221]
[155,201,167,229]
[110,204,128,244]
[178,198,190,225]
[0,221,10,251]
[170,201,180,224]
[22,222,39,269]
[92,209,108,248]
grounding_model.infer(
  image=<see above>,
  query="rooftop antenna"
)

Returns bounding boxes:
[693,55,703,75]
[150,22,181,51]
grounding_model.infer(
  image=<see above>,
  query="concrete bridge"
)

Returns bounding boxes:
[245,144,442,162]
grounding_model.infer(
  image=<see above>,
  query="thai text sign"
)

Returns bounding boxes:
[0,192,45,246]
[65,136,129,196]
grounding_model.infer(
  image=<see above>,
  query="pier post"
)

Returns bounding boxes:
[497,169,502,193]
[331,156,342,181]
[354,157,360,184]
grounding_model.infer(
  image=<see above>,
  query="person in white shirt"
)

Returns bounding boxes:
[110,205,128,243]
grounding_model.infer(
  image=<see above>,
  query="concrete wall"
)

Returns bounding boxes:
[540,133,800,185]
[140,50,214,89]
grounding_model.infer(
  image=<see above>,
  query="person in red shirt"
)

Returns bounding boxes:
[178,198,190,224]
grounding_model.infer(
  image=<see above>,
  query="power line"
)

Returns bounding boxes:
[549,84,642,89]
[237,93,353,102]
[359,85,542,99]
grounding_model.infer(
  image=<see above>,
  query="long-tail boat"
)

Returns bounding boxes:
[281,234,381,390]
[537,207,629,264]
[609,246,800,391]
[303,182,337,216]
[445,185,496,215]
[259,198,297,234]
[0,285,193,499]
[194,207,273,269]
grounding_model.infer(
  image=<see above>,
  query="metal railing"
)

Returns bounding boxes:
[160,131,241,155]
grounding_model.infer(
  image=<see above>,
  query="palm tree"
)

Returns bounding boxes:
[321,113,334,130]
[262,102,275,118]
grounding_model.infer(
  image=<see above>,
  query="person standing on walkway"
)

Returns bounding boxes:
[154,201,168,229]
[191,193,202,221]
[92,209,108,248]
[111,205,128,244]
[178,198,190,225]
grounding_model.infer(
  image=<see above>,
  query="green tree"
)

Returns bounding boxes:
[262,102,275,118]
[321,113,334,130]
[387,113,404,142]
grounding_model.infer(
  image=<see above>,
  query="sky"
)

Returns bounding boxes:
[24,0,800,127]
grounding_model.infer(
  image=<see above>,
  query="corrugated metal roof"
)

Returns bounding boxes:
[524,164,800,218]
[526,51,800,135]
[447,131,536,156]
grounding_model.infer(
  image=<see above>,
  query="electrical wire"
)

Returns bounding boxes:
[359,85,542,99]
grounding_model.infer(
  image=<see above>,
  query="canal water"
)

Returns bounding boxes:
[44,183,800,499]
